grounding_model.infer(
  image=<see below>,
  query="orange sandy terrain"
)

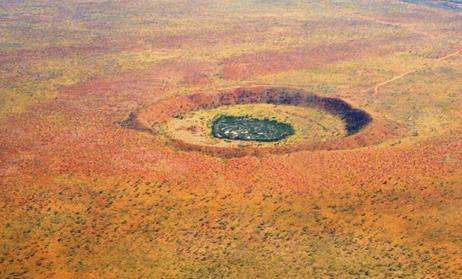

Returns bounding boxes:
[0,0,461,277]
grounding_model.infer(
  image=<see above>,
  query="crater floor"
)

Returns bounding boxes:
[211,115,294,142]
[163,103,347,148]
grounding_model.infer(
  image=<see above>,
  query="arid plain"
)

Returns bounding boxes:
[1,0,461,277]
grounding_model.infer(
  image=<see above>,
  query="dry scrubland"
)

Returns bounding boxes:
[0,0,461,277]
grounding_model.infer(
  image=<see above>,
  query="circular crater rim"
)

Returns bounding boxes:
[120,86,406,157]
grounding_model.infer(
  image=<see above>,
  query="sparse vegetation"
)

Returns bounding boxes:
[0,0,461,278]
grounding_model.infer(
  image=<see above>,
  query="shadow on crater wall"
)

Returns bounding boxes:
[185,87,372,135]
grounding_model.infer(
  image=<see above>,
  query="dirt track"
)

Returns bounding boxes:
[373,48,461,95]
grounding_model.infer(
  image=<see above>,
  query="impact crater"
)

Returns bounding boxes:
[123,86,406,156]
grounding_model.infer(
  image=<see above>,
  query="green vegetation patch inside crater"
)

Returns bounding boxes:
[211,115,295,142]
